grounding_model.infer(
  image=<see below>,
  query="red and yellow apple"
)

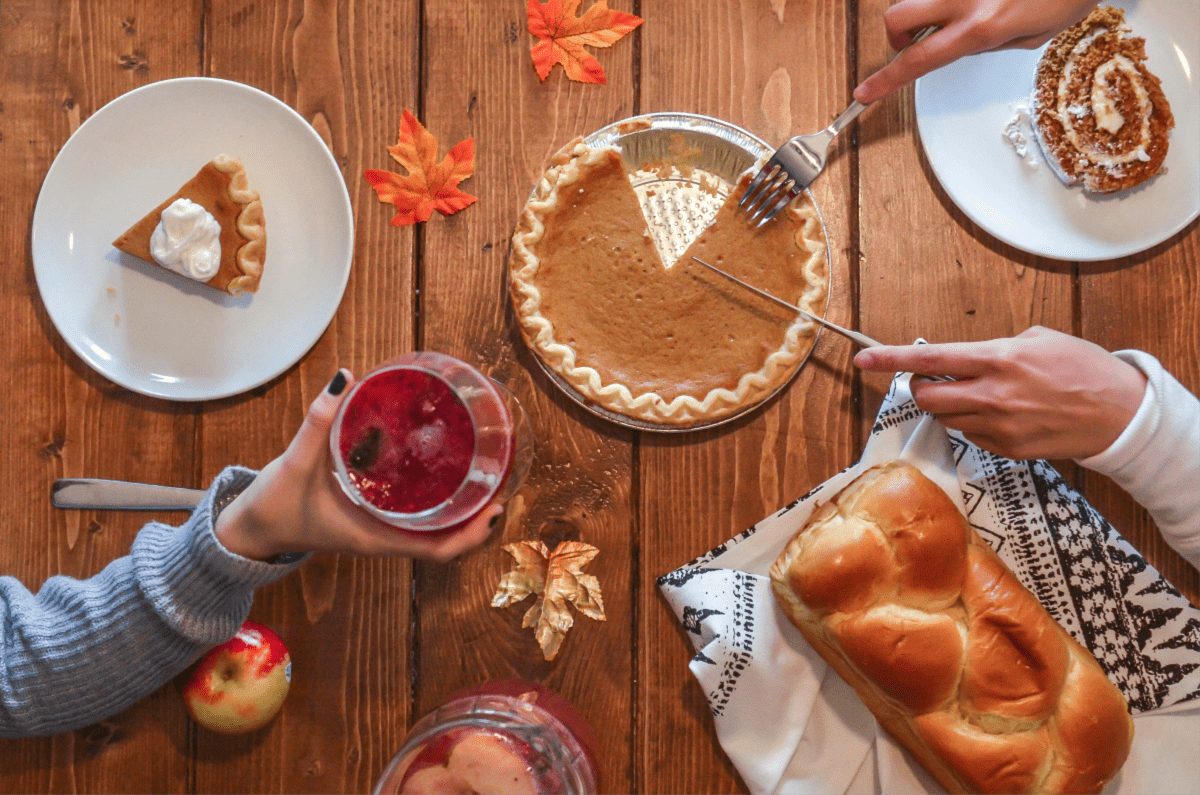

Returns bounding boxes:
[181,620,291,734]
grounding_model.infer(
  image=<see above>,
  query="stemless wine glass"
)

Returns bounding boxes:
[329,351,533,532]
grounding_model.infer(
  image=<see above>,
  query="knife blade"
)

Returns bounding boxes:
[51,478,206,511]
[690,256,954,382]
[690,256,883,348]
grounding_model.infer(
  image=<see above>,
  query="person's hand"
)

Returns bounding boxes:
[214,369,501,563]
[853,327,1147,461]
[853,0,1098,104]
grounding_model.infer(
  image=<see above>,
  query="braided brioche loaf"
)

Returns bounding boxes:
[769,461,1134,794]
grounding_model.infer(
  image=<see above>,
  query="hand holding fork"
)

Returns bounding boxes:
[739,26,938,227]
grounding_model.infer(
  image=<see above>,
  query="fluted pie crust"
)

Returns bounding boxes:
[509,140,829,426]
[113,155,266,295]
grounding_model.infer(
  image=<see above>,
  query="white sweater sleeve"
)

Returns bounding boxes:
[1076,350,1200,570]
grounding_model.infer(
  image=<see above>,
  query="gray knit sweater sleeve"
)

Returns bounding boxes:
[0,466,307,738]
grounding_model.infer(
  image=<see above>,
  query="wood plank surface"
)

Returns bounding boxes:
[0,2,200,792]
[0,0,1197,793]
[637,1,855,792]
[193,0,421,792]
[415,2,637,792]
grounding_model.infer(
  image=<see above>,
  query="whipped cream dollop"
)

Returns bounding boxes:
[150,198,222,281]
[1002,101,1040,169]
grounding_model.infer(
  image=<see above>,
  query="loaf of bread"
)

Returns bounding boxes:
[769,461,1134,794]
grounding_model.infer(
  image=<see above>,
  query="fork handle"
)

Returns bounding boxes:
[826,25,939,133]
[827,100,869,136]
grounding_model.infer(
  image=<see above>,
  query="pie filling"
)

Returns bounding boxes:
[113,155,266,295]
[511,140,829,425]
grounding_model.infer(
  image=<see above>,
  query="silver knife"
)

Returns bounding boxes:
[51,478,206,510]
[690,256,953,381]
[690,256,883,348]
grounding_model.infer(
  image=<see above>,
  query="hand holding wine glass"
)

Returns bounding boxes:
[215,368,504,564]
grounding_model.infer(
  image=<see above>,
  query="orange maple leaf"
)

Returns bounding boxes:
[527,0,643,84]
[364,110,476,226]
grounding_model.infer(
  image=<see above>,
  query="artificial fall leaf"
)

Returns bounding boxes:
[527,0,643,84]
[492,540,605,660]
[364,109,476,226]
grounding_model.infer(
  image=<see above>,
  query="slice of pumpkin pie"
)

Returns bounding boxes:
[509,139,829,426]
[113,155,266,295]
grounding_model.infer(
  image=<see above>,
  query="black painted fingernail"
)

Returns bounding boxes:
[327,370,347,396]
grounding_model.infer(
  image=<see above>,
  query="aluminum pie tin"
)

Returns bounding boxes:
[519,112,832,434]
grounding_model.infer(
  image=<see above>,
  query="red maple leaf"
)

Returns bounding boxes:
[364,110,476,226]
[527,0,643,84]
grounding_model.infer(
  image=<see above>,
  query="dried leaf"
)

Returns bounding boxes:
[527,0,643,84]
[492,540,549,607]
[492,539,605,660]
[364,109,476,226]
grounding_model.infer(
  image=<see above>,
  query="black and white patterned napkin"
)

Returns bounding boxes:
[658,371,1200,794]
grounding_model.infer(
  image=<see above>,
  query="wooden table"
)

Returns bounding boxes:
[1,1,1195,792]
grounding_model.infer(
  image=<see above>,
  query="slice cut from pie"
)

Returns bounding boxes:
[509,139,829,426]
[113,155,266,295]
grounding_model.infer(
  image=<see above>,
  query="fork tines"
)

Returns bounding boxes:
[737,160,799,228]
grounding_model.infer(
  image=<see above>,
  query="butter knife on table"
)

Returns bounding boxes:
[52,478,205,511]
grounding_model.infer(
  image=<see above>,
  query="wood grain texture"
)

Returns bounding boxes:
[0,1,199,792]
[1,0,1197,792]
[637,1,855,792]
[191,0,420,793]
[414,2,637,792]
[855,0,1074,433]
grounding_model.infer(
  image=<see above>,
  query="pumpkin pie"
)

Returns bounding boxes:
[509,139,829,426]
[113,155,266,294]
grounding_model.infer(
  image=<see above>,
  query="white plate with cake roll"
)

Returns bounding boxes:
[914,1,1198,261]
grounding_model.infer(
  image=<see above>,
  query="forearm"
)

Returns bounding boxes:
[1077,351,1200,569]
[0,467,306,738]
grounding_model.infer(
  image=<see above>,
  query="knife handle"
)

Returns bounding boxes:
[51,479,206,511]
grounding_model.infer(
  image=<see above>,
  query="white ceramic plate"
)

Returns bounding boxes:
[914,0,1199,261]
[32,77,353,400]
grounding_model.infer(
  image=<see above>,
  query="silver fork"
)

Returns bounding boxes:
[739,26,939,227]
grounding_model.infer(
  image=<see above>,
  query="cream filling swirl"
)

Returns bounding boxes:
[1057,31,1152,167]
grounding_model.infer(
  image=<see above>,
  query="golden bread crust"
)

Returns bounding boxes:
[769,461,1134,795]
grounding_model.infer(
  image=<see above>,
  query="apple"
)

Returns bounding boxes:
[181,620,292,734]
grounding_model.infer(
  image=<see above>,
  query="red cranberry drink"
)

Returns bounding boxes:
[338,367,477,514]
[331,352,530,532]
[373,680,598,795]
